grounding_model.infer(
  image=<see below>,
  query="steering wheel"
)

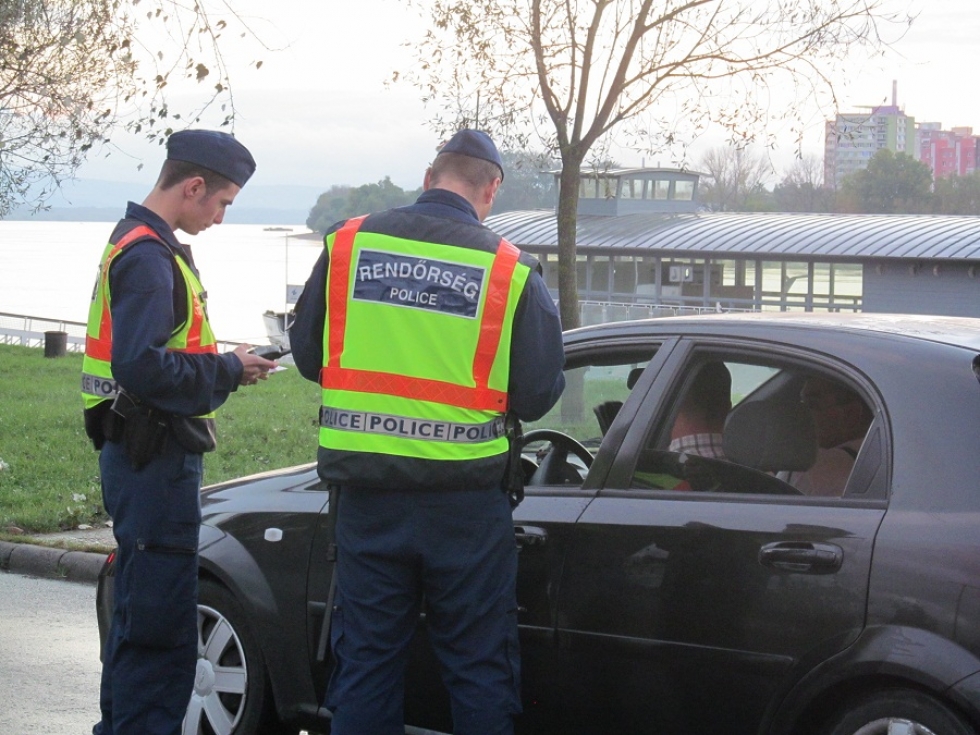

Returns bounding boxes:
[522,429,594,485]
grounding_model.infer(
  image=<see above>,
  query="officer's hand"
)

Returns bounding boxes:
[233,343,277,386]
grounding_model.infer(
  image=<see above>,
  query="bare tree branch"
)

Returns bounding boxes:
[0,0,266,216]
[398,0,910,328]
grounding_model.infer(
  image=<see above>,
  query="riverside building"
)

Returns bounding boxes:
[487,167,980,325]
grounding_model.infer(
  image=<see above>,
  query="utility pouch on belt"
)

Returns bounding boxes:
[170,416,217,454]
[111,390,169,471]
[505,414,525,509]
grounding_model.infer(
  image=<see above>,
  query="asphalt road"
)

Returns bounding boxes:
[0,572,103,734]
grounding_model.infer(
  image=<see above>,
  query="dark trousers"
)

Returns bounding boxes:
[325,486,521,735]
[93,440,202,735]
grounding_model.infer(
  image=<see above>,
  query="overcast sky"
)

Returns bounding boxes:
[74,0,978,192]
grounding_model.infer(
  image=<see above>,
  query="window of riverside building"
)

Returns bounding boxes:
[674,180,695,201]
[590,256,612,298]
[812,263,836,310]
[612,256,637,297]
[539,252,559,293]
[635,256,660,301]
[660,258,700,305]
[621,178,641,199]
[710,260,755,306]
[580,175,616,199]
[828,263,863,312]
[759,261,810,311]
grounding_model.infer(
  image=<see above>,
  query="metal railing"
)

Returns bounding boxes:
[1,302,760,356]
[577,300,756,326]
[0,312,88,352]
[0,312,241,354]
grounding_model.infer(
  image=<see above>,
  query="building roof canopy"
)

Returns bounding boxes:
[486,210,980,262]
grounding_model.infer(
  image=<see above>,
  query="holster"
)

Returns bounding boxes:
[505,413,525,509]
[83,402,126,450]
[111,390,170,471]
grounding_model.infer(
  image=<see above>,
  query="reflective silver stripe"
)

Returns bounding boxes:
[320,406,505,444]
[81,373,119,400]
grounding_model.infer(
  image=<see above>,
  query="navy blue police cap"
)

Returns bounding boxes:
[166,129,256,188]
[438,129,504,181]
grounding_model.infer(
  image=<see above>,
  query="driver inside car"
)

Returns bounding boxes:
[630,362,733,491]
[668,361,732,460]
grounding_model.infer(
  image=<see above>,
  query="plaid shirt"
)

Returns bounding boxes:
[668,432,726,459]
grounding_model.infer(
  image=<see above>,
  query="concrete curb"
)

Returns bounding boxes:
[0,540,108,585]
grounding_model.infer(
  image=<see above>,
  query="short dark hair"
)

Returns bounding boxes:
[157,159,234,194]
[429,152,501,189]
[682,362,732,422]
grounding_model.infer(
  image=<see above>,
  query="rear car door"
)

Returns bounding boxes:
[550,335,888,734]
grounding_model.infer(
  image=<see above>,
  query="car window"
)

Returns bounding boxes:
[525,361,650,451]
[630,352,876,498]
[730,363,780,404]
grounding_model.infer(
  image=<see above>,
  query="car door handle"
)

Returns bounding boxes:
[514,525,547,548]
[758,542,842,573]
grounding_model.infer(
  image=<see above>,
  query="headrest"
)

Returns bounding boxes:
[723,399,817,472]
[627,367,645,390]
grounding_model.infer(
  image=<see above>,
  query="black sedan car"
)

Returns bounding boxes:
[98,312,980,735]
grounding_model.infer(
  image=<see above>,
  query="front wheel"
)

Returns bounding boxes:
[821,688,976,735]
[186,579,296,735]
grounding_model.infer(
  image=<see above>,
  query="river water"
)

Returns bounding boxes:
[0,220,322,344]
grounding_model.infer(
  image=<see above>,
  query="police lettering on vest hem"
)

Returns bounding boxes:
[320,406,506,443]
[82,373,120,401]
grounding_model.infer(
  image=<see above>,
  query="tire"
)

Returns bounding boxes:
[822,688,976,735]
[187,579,296,735]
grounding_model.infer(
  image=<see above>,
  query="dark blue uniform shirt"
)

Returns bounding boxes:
[290,188,565,422]
[106,202,243,417]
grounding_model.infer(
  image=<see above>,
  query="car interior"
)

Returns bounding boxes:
[521,344,878,499]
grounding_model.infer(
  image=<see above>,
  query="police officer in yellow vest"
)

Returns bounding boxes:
[83,130,275,735]
[291,129,565,735]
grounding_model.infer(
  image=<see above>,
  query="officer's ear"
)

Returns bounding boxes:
[182,175,208,201]
[485,176,501,206]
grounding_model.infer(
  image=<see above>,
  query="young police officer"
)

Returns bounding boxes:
[82,130,275,735]
[290,130,566,735]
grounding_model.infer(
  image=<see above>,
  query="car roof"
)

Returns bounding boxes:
[564,312,980,352]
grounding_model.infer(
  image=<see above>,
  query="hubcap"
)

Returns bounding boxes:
[182,604,248,735]
[852,719,937,735]
[194,658,216,696]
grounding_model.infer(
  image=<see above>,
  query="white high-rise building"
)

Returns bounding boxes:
[824,82,916,189]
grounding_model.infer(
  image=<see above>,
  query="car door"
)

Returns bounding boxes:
[551,337,889,734]
[301,423,614,733]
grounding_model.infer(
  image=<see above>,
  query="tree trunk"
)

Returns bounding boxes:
[555,157,586,423]
[556,161,584,330]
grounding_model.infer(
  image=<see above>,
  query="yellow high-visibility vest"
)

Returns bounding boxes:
[81,225,218,413]
[318,215,532,463]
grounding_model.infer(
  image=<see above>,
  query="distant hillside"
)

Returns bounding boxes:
[6,179,324,226]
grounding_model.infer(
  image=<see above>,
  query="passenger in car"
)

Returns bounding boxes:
[785,376,872,496]
[668,361,732,459]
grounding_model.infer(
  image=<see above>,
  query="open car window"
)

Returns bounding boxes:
[523,349,657,450]
[520,346,659,486]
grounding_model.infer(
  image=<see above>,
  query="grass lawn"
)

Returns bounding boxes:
[0,344,321,533]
